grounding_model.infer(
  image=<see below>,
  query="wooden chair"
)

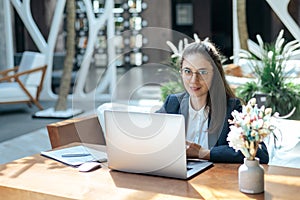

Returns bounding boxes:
[0,51,47,110]
[47,114,106,149]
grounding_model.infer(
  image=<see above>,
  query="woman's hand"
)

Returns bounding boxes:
[186,141,210,160]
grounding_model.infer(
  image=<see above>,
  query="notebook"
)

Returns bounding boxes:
[103,110,213,179]
[41,145,107,167]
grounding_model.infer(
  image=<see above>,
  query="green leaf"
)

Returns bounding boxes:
[160,81,184,102]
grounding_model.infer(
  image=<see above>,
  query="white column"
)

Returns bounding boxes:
[0,0,14,70]
[232,0,240,64]
[74,0,115,101]
[8,0,66,100]
[266,0,300,41]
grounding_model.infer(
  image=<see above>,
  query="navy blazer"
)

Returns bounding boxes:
[156,92,269,164]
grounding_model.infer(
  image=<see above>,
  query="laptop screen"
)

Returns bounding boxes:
[104,110,188,179]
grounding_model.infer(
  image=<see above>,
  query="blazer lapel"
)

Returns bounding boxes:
[207,111,222,149]
[179,93,189,134]
[208,124,218,149]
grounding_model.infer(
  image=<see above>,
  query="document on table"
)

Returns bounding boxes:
[41,145,107,167]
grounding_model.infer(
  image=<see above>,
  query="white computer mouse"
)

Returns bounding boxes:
[78,162,101,172]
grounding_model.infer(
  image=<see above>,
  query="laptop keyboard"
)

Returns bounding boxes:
[187,160,206,171]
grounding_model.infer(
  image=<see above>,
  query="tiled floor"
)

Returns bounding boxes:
[0,128,51,164]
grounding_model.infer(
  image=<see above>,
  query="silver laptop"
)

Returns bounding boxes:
[104,110,213,179]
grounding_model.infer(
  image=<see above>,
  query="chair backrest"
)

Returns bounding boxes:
[18,51,46,86]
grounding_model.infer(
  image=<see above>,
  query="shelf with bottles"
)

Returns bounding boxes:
[76,0,86,13]
[92,0,147,15]
[127,0,147,14]
[71,0,149,70]
[75,14,88,32]
[93,0,124,15]
[122,49,148,67]
[92,37,148,68]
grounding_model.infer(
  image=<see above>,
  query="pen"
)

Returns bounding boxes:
[61,153,91,157]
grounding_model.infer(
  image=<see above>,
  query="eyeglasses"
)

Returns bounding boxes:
[180,67,211,80]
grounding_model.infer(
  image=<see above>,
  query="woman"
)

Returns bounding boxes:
[156,40,269,163]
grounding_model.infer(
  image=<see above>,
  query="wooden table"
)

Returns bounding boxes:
[0,149,299,200]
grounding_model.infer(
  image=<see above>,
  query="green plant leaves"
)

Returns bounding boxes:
[160,81,184,102]
[235,30,300,119]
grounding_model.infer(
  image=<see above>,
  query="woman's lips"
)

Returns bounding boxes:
[189,86,200,91]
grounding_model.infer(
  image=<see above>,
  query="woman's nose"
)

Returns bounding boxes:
[190,73,199,82]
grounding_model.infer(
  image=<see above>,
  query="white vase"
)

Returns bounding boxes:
[238,157,264,194]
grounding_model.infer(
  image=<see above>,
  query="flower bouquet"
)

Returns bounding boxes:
[227,98,279,194]
[227,98,276,160]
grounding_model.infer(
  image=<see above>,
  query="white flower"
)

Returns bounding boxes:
[256,34,264,52]
[227,99,277,160]
[166,33,206,60]
[166,33,204,60]
[248,98,256,106]
[237,49,253,58]
[275,29,284,53]
[227,126,244,151]
[265,108,272,115]
[166,40,183,59]
[275,29,284,43]
[282,40,300,58]
[275,38,285,54]
[193,33,201,43]
[267,51,274,59]
[183,38,189,48]
[251,119,264,129]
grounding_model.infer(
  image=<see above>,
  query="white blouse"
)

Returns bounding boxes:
[186,98,209,149]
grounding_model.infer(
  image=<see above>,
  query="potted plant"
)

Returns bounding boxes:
[235,30,300,119]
